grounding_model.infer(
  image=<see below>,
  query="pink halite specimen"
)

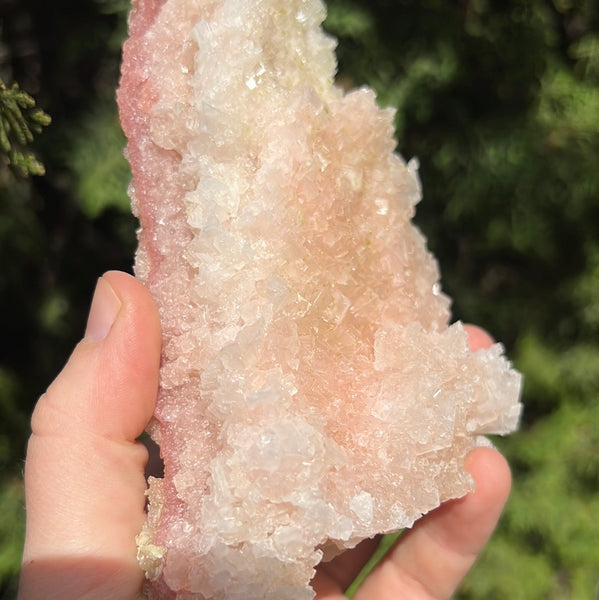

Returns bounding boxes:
[117,0,522,598]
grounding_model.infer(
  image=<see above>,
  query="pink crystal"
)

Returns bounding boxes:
[117,1,522,598]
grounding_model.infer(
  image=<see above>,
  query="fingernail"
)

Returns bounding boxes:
[84,277,122,342]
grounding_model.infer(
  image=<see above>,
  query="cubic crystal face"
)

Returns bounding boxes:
[117,1,522,598]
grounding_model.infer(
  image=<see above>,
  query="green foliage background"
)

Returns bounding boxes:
[1,0,598,597]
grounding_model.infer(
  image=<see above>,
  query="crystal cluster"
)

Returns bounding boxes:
[117,0,522,598]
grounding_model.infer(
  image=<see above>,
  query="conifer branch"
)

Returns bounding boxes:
[0,78,51,177]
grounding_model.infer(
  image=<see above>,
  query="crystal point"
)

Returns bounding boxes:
[117,1,522,597]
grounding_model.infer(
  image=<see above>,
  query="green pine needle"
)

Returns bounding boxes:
[0,78,51,177]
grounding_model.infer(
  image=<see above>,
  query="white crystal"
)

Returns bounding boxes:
[117,0,523,598]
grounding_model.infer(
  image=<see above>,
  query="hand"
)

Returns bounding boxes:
[18,272,511,599]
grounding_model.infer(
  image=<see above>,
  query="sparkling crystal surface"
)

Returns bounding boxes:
[117,1,522,598]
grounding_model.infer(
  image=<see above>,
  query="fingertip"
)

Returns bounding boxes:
[463,324,495,352]
[101,270,161,348]
[93,271,162,441]
[464,446,512,516]
[35,270,161,443]
[103,271,162,349]
[428,446,511,562]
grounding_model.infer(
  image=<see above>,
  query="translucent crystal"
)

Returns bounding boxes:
[117,1,522,598]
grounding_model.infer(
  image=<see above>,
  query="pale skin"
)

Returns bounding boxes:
[19,271,511,599]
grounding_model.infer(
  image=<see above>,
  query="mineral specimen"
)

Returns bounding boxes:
[117,0,522,598]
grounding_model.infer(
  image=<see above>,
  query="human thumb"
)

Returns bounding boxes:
[19,271,161,600]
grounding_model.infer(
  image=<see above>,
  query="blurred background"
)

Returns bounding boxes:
[1,0,598,597]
